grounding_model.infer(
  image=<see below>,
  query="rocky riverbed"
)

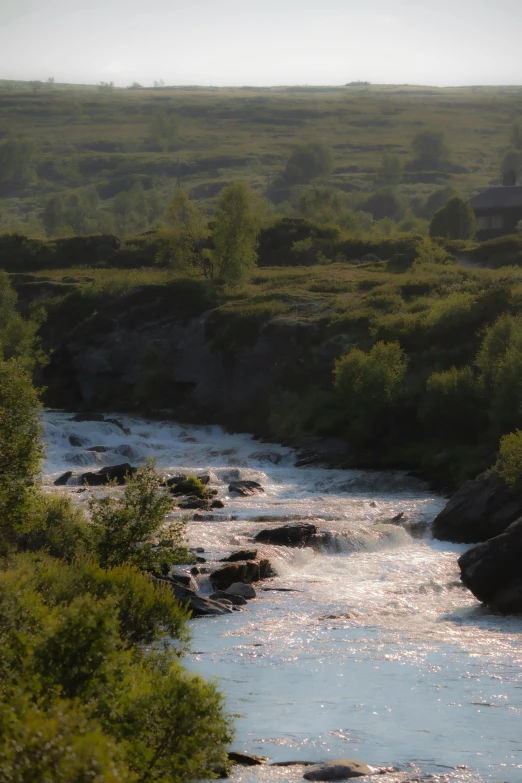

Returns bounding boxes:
[42,411,522,783]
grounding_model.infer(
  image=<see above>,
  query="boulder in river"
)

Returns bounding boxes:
[54,471,73,486]
[210,590,247,606]
[229,480,264,496]
[431,472,522,543]
[254,523,317,546]
[210,561,261,590]
[155,577,234,617]
[303,758,373,780]
[458,518,522,613]
[226,582,256,599]
[221,549,258,562]
[87,446,110,453]
[80,463,136,486]
[69,434,89,447]
[228,751,265,766]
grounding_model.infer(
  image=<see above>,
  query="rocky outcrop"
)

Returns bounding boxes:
[303,759,373,780]
[158,578,234,617]
[221,549,258,562]
[227,752,265,766]
[210,560,272,590]
[80,463,137,486]
[458,519,522,613]
[54,471,73,486]
[228,480,264,496]
[209,591,247,606]
[431,472,522,543]
[254,523,318,546]
[226,583,256,599]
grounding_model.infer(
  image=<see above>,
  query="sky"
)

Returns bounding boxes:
[1,0,521,88]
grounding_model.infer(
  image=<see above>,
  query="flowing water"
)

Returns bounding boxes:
[42,411,522,783]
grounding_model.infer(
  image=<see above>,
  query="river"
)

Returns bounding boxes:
[42,411,522,783]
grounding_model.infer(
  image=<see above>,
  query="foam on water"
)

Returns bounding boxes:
[42,411,522,783]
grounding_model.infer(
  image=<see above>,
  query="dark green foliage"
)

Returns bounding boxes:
[0,137,37,195]
[512,122,522,151]
[0,554,232,782]
[176,475,208,498]
[149,107,180,152]
[21,493,94,562]
[411,128,449,167]
[500,148,522,178]
[89,461,188,571]
[361,188,406,221]
[377,152,403,186]
[334,341,407,407]
[496,429,522,487]
[0,359,42,546]
[419,366,483,438]
[211,182,261,280]
[283,142,333,184]
[0,270,42,361]
[429,196,477,240]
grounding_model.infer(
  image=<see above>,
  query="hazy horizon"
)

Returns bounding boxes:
[2,0,522,88]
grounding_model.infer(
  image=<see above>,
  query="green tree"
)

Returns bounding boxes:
[42,195,66,236]
[211,181,261,280]
[161,188,211,276]
[361,187,406,221]
[149,107,180,152]
[333,341,408,410]
[496,430,522,486]
[415,237,455,265]
[0,137,37,194]
[476,313,522,435]
[89,461,188,572]
[419,366,482,438]
[283,142,333,184]
[411,129,449,167]
[377,152,403,186]
[500,148,522,179]
[429,195,477,239]
[0,359,42,547]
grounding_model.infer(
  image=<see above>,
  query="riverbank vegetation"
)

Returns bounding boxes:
[0,278,233,781]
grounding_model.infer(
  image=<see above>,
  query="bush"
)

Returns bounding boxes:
[496,430,522,487]
[415,237,455,265]
[429,196,477,240]
[334,341,408,409]
[89,461,188,572]
[411,129,449,167]
[361,188,406,221]
[419,366,482,438]
[21,493,94,561]
[0,359,42,548]
[176,475,208,498]
[283,142,333,184]
[476,313,522,435]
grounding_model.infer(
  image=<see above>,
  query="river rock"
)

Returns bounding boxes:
[106,418,131,435]
[80,463,137,486]
[303,759,373,780]
[431,472,522,544]
[54,471,73,486]
[254,523,317,546]
[179,498,211,510]
[71,413,105,422]
[228,751,265,766]
[221,549,258,562]
[210,561,260,590]
[87,445,110,453]
[166,474,188,488]
[210,590,247,606]
[458,518,522,613]
[212,499,225,509]
[229,480,265,496]
[156,578,233,617]
[69,434,89,447]
[226,582,257,599]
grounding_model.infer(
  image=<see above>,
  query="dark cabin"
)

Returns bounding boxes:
[469,170,522,241]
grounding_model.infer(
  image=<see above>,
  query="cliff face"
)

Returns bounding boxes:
[44,284,351,436]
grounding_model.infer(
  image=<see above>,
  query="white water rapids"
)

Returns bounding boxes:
[42,411,522,783]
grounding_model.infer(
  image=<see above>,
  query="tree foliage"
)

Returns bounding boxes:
[429,195,477,239]
[377,152,403,186]
[149,108,180,152]
[283,142,333,184]
[411,129,449,167]
[161,188,211,276]
[334,341,408,409]
[211,181,261,280]
[496,429,522,487]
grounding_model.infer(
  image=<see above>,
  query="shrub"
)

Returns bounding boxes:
[418,366,482,438]
[429,196,477,240]
[283,142,333,184]
[361,188,406,221]
[496,430,522,487]
[476,313,522,435]
[0,359,42,548]
[411,129,449,167]
[21,493,94,561]
[211,182,261,281]
[176,475,208,498]
[334,341,408,408]
[89,461,188,572]
[415,237,455,265]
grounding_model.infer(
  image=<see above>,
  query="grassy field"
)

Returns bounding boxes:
[1,81,521,237]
